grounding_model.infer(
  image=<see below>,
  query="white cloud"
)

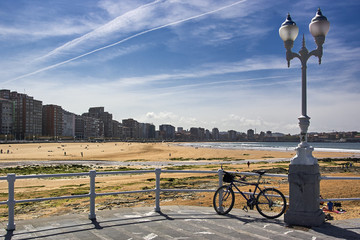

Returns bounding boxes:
[140,112,200,128]
[98,0,155,18]
[104,55,289,89]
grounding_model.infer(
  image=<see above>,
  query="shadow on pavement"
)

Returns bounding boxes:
[311,222,360,239]
[1,211,224,240]
[1,208,359,240]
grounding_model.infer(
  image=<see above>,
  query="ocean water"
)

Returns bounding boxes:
[178,142,360,153]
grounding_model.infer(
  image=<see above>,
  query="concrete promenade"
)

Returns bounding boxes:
[0,206,359,240]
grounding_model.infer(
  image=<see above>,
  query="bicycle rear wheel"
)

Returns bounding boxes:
[213,185,235,215]
[256,188,286,219]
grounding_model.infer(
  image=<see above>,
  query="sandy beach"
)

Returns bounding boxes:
[0,141,357,163]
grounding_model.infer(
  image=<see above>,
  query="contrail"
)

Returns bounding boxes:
[6,0,247,83]
[39,0,163,60]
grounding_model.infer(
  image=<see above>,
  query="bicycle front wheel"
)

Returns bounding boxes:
[256,188,286,219]
[213,185,235,215]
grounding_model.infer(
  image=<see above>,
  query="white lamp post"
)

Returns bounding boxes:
[279,9,330,227]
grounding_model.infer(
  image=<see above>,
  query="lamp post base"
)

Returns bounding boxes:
[285,207,324,227]
[291,143,317,165]
[284,164,325,227]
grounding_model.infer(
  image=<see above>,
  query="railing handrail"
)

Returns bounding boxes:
[320,176,360,180]
[1,169,358,180]
[0,169,359,231]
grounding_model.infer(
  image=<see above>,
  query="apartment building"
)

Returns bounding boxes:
[159,124,175,140]
[75,115,103,139]
[122,118,139,139]
[247,129,255,140]
[212,128,220,140]
[190,127,205,141]
[42,105,62,137]
[62,110,76,137]
[228,130,237,141]
[0,98,13,135]
[147,123,156,139]
[112,120,123,139]
[0,90,42,139]
[138,123,155,139]
[83,107,113,138]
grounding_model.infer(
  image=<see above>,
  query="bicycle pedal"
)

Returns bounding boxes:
[242,206,248,212]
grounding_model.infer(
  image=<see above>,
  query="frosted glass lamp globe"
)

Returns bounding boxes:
[309,8,330,37]
[279,13,299,42]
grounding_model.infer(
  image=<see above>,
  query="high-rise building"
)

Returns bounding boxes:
[122,118,139,139]
[148,124,156,139]
[205,129,211,140]
[84,107,113,138]
[212,128,220,140]
[228,130,237,141]
[247,129,255,140]
[190,127,205,141]
[75,115,103,139]
[0,90,42,139]
[0,97,13,135]
[33,100,42,137]
[112,120,122,139]
[159,124,175,140]
[42,105,62,137]
[139,123,156,139]
[62,110,76,137]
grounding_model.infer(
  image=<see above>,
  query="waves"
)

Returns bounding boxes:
[178,142,360,153]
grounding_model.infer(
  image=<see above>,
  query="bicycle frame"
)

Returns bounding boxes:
[217,179,258,213]
[223,173,272,209]
[229,179,263,202]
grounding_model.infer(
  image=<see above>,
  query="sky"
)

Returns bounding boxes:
[0,0,359,134]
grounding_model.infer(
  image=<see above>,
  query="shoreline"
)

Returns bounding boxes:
[176,141,360,153]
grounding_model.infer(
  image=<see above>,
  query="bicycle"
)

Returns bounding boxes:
[213,168,287,219]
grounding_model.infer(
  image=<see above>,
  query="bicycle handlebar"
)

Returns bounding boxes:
[221,169,267,183]
[235,173,246,181]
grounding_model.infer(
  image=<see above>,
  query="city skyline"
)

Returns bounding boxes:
[2,88,358,141]
[0,1,359,134]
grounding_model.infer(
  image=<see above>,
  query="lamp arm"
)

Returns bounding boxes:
[286,49,300,68]
[308,46,323,64]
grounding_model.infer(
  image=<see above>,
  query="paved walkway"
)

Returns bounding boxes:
[0,206,359,240]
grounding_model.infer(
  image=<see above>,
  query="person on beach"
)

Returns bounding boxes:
[327,201,334,211]
[319,195,324,206]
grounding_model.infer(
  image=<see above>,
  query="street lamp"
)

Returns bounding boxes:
[279,9,330,227]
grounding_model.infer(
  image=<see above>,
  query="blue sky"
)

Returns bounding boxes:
[0,0,359,134]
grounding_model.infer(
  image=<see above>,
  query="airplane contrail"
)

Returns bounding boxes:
[6,0,247,83]
[39,0,163,60]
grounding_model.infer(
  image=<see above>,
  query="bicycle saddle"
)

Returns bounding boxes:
[255,170,266,175]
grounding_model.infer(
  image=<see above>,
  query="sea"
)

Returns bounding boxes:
[177,142,360,153]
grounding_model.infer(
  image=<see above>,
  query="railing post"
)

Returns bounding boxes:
[154,168,161,212]
[7,174,16,231]
[88,170,96,220]
[218,169,223,187]
[217,169,224,212]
